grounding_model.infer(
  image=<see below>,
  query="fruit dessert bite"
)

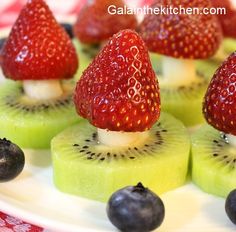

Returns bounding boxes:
[212,0,236,56]
[192,52,236,197]
[0,24,71,69]
[0,0,79,149]
[51,29,191,202]
[139,0,222,126]
[73,0,137,79]
[197,0,236,80]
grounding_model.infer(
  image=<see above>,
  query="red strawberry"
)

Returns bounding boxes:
[212,0,232,8]
[74,0,138,44]
[203,52,236,135]
[1,0,78,81]
[220,10,236,38]
[74,30,160,132]
[211,0,236,38]
[139,0,222,59]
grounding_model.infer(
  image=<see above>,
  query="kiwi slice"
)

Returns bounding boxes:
[51,112,190,202]
[195,59,219,82]
[0,80,79,149]
[73,39,101,79]
[150,53,207,126]
[161,81,206,127]
[196,58,221,83]
[223,38,236,56]
[191,124,236,197]
[196,38,236,81]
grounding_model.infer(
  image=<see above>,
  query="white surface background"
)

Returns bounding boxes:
[0,0,236,231]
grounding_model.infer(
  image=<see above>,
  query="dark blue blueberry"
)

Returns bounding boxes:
[226,189,236,225]
[107,183,165,232]
[0,138,25,182]
[0,37,6,50]
[60,23,74,39]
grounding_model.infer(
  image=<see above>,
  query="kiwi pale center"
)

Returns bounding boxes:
[2,82,74,113]
[153,56,208,91]
[72,122,167,162]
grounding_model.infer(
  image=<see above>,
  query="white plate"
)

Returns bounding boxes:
[0,149,235,232]
[0,31,235,232]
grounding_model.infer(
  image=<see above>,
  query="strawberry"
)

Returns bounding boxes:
[1,0,78,81]
[219,10,236,38]
[139,0,222,59]
[74,0,138,44]
[74,30,160,132]
[211,0,232,8]
[211,0,236,38]
[203,52,236,135]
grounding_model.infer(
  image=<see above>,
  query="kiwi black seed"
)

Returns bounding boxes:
[4,94,72,113]
[0,81,79,149]
[150,54,208,126]
[2,83,73,113]
[208,134,236,169]
[51,112,190,201]
[154,64,208,97]
[192,125,236,197]
[70,123,166,162]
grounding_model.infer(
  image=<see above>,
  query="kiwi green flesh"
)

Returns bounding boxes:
[73,39,101,80]
[0,80,80,149]
[191,124,236,198]
[195,59,219,82]
[196,38,236,81]
[150,53,207,127]
[223,38,236,55]
[51,112,190,202]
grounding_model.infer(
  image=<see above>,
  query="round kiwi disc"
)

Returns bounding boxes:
[0,80,80,149]
[150,53,207,127]
[73,39,100,80]
[192,124,236,198]
[51,112,190,202]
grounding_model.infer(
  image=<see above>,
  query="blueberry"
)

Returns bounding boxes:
[107,183,165,232]
[60,23,74,39]
[226,189,236,225]
[0,37,6,50]
[0,37,6,66]
[0,138,25,182]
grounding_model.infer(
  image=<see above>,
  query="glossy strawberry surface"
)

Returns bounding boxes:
[74,0,137,44]
[74,30,160,132]
[2,0,78,81]
[203,52,236,135]
[139,0,223,59]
